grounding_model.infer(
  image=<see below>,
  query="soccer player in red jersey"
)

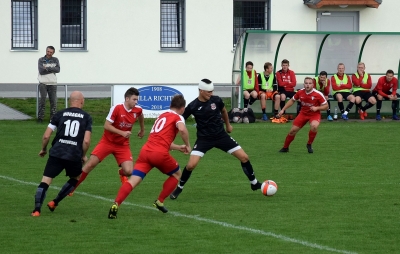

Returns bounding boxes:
[372,69,399,120]
[313,71,332,121]
[351,62,376,120]
[108,95,190,218]
[278,77,328,153]
[69,87,145,195]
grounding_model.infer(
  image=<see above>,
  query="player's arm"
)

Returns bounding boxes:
[289,71,297,88]
[81,130,91,162]
[317,102,329,111]
[39,127,54,157]
[360,75,372,89]
[221,107,232,133]
[278,98,295,116]
[392,78,398,97]
[137,113,145,138]
[171,121,191,154]
[104,120,130,138]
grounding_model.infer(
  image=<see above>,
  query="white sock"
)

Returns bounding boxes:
[251,179,258,185]
[343,111,348,115]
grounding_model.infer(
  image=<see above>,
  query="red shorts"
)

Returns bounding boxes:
[134,149,179,175]
[91,140,132,166]
[259,91,278,100]
[292,113,321,128]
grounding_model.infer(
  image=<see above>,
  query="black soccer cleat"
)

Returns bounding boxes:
[169,187,183,200]
[306,144,314,154]
[251,181,262,191]
[279,147,289,153]
[153,200,168,213]
[108,202,118,219]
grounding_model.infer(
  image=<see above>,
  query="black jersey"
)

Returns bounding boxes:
[183,96,225,138]
[49,107,92,161]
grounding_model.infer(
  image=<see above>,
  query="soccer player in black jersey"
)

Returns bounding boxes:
[31,91,92,217]
[170,79,262,200]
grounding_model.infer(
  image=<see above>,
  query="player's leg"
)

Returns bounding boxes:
[375,93,383,119]
[360,93,376,116]
[280,93,287,113]
[119,160,134,183]
[243,90,250,108]
[279,116,305,152]
[231,148,262,191]
[248,90,258,107]
[273,93,280,118]
[343,93,355,119]
[37,83,47,123]
[306,117,321,154]
[326,97,333,121]
[260,92,268,121]
[48,85,57,120]
[335,93,345,115]
[32,157,62,216]
[71,154,101,193]
[48,159,82,211]
[354,92,365,120]
[392,95,399,120]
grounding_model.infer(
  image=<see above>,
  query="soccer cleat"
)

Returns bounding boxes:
[364,111,368,117]
[327,115,333,121]
[31,211,40,217]
[279,147,289,153]
[108,202,119,219]
[358,109,365,120]
[169,187,183,200]
[47,201,57,212]
[153,200,168,213]
[341,114,348,120]
[119,175,128,184]
[68,191,74,197]
[251,181,262,191]
[306,144,314,154]
[393,115,400,120]
[262,113,268,121]
[376,114,382,121]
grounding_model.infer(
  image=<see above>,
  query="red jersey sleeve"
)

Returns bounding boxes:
[106,105,119,123]
[276,71,284,87]
[289,70,297,89]
[392,77,398,95]
[323,79,330,96]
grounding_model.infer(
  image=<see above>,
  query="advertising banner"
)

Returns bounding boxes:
[113,85,198,118]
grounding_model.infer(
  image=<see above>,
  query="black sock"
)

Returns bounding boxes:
[178,167,192,188]
[244,99,249,108]
[356,102,362,111]
[392,101,398,115]
[364,102,374,111]
[241,161,256,182]
[262,108,266,114]
[280,100,285,110]
[249,97,256,105]
[53,178,78,205]
[346,102,354,112]
[34,182,49,212]
[274,109,278,115]
[376,100,382,114]
[338,102,344,113]
[327,101,331,115]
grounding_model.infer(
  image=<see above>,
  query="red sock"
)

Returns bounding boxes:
[74,171,88,191]
[158,176,178,203]
[308,130,317,145]
[115,182,133,205]
[283,134,295,148]
[118,168,124,176]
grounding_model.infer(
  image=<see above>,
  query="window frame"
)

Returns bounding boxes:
[60,0,87,50]
[11,0,38,50]
[160,0,186,52]
[233,0,270,48]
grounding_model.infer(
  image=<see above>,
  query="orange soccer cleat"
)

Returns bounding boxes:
[47,201,57,212]
[31,211,40,217]
[358,109,365,120]
[119,175,128,184]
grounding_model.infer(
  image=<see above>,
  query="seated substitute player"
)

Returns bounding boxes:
[331,63,355,120]
[69,87,145,196]
[236,61,259,108]
[372,69,400,120]
[257,62,279,121]
[31,91,92,216]
[170,79,263,200]
[351,62,376,120]
[275,59,298,115]
[108,95,191,219]
[278,77,328,154]
[313,71,333,121]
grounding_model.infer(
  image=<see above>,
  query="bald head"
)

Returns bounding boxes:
[69,91,85,108]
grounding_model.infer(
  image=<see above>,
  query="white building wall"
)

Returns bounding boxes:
[0,0,399,85]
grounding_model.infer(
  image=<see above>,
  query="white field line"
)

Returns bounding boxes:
[0,175,357,254]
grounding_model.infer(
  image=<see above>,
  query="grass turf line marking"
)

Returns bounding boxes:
[1,175,357,254]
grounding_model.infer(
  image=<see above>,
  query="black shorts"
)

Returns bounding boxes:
[191,134,241,157]
[334,92,352,101]
[372,90,400,99]
[43,156,82,178]
[279,91,296,99]
[353,91,373,101]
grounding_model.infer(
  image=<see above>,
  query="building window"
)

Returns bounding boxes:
[61,0,86,49]
[233,0,269,47]
[12,0,38,49]
[160,0,185,50]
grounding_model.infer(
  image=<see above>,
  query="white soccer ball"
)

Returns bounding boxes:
[261,180,278,196]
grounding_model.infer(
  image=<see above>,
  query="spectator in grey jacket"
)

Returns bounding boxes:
[38,46,60,123]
